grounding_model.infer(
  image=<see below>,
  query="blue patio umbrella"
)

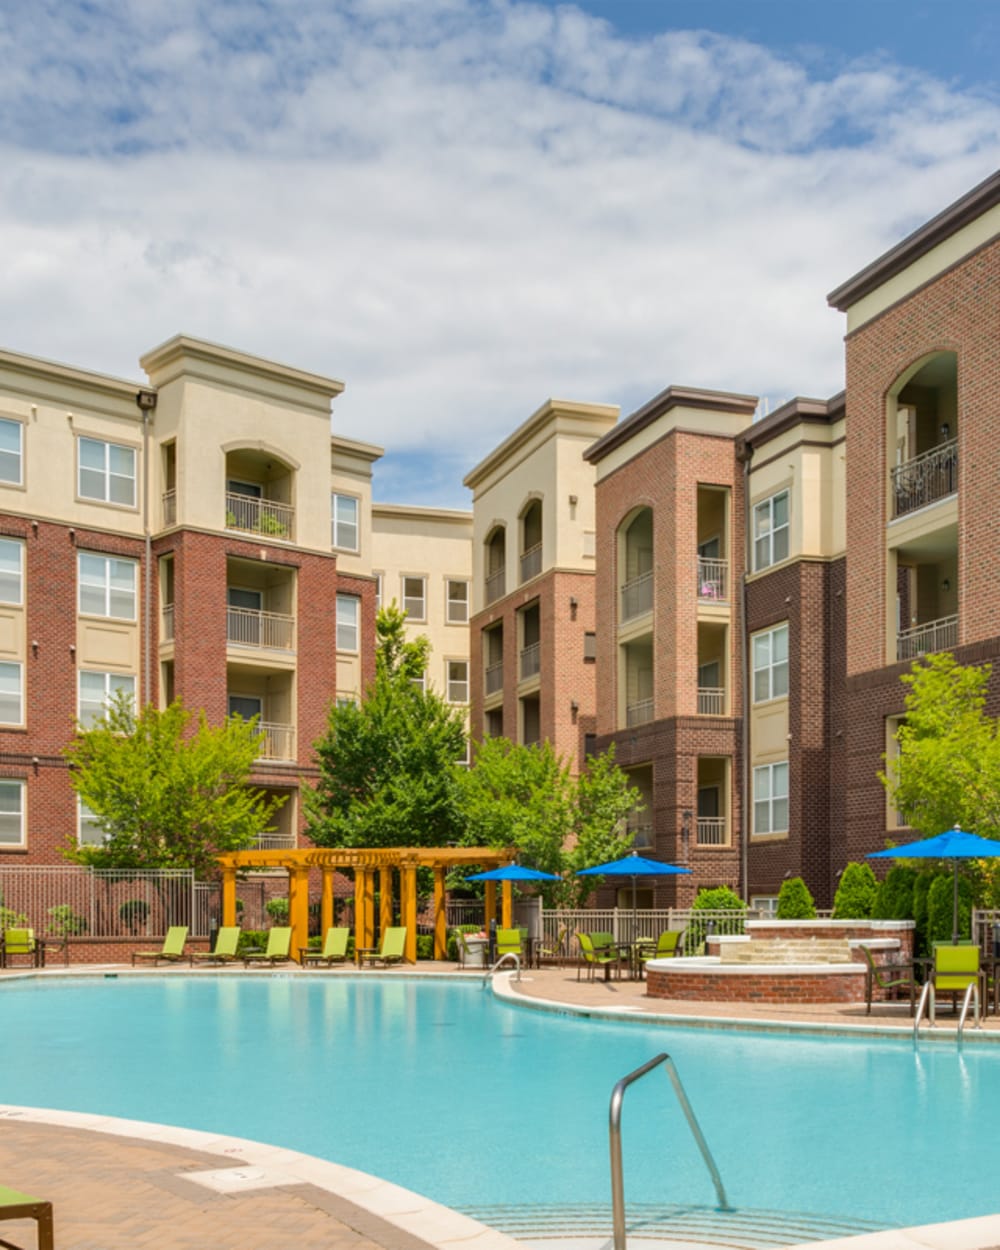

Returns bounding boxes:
[576,851,692,936]
[465,864,561,882]
[868,825,1000,944]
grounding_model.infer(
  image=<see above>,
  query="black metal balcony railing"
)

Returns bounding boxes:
[626,697,653,727]
[485,660,504,696]
[520,543,542,584]
[891,439,958,519]
[485,566,505,606]
[896,614,958,662]
[620,571,653,622]
[226,606,295,651]
[519,641,541,681]
[696,817,727,846]
[697,557,728,601]
[697,687,725,715]
[225,492,295,541]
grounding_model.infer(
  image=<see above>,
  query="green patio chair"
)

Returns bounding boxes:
[496,928,523,961]
[930,943,981,1025]
[365,926,407,967]
[193,926,242,965]
[537,924,569,966]
[2,927,37,968]
[858,944,917,1015]
[243,926,293,966]
[132,925,191,967]
[0,1185,54,1250]
[577,932,621,982]
[638,929,686,974]
[301,926,350,967]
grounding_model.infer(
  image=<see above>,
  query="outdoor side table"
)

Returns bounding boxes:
[0,1185,54,1250]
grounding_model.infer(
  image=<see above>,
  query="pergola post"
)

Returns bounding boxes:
[485,881,497,932]
[221,867,237,927]
[288,865,310,963]
[433,866,447,959]
[400,864,418,963]
[320,867,334,935]
[502,880,513,929]
[379,867,394,935]
[356,868,375,951]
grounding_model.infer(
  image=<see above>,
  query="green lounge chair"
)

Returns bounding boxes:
[193,926,241,965]
[2,927,37,968]
[0,1185,54,1250]
[858,944,917,1015]
[132,925,191,967]
[365,926,407,967]
[577,932,621,982]
[301,926,350,967]
[244,926,292,966]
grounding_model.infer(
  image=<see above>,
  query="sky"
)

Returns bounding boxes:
[2,1,998,509]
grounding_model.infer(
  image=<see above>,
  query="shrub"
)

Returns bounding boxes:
[119,899,150,932]
[687,886,747,952]
[872,865,918,920]
[776,877,816,920]
[832,862,878,919]
[927,873,973,945]
[912,871,942,957]
[416,934,434,960]
[47,904,88,936]
[237,928,268,956]
[265,897,289,923]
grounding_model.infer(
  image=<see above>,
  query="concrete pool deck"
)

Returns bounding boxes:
[3,960,1000,1249]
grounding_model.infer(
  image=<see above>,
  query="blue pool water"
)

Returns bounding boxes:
[2,976,998,1231]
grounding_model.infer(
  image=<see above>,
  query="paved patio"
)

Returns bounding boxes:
[3,960,1000,1249]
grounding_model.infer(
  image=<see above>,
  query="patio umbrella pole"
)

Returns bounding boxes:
[953,864,959,946]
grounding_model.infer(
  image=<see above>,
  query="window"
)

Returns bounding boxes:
[331,493,359,551]
[402,575,426,621]
[410,673,426,694]
[79,670,135,728]
[78,553,137,619]
[78,437,136,506]
[753,490,789,570]
[0,779,24,846]
[78,798,106,847]
[0,539,23,604]
[752,624,789,702]
[750,895,779,918]
[583,631,597,661]
[0,662,22,725]
[336,594,359,652]
[374,572,383,612]
[753,762,789,835]
[447,660,469,704]
[446,579,469,623]
[0,419,22,485]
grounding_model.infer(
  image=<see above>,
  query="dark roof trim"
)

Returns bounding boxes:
[827,169,1000,311]
[736,392,844,458]
[584,384,757,463]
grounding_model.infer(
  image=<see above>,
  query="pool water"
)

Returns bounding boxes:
[3,976,997,1234]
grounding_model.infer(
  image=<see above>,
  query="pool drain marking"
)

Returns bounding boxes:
[185,1165,299,1193]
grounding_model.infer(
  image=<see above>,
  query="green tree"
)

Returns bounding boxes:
[776,876,816,919]
[872,865,918,920]
[64,692,284,877]
[927,872,974,944]
[832,862,878,919]
[881,653,1000,837]
[305,605,467,848]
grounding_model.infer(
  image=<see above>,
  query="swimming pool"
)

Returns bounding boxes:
[4,975,997,1240]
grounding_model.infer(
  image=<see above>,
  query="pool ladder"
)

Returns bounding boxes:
[482,952,521,987]
[609,1053,730,1250]
[913,979,980,1043]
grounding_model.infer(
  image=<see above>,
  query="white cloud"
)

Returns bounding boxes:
[0,0,997,505]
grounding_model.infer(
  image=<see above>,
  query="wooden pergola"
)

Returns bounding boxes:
[216,845,516,964]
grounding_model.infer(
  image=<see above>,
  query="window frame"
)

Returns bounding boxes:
[336,593,360,653]
[0,538,24,605]
[401,574,427,622]
[752,489,790,572]
[446,658,469,704]
[77,552,138,620]
[331,492,360,553]
[752,623,789,703]
[77,435,137,508]
[0,778,25,847]
[446,579,469,624]
[753,761,789,836]
[78,669,136,729]
[0,417,24,487]
[78,797,107,848]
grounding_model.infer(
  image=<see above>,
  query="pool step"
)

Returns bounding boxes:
[461,1203,888,1249]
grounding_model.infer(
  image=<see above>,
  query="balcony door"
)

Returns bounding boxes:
[229,694,263,722]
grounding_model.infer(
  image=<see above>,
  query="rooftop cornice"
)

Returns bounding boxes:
[140,334,345,401]
[736,392,845,458]
[463,398,618,490]
[584,384,757,463]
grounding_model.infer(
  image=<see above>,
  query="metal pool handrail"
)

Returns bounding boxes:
[482,951,521,987]
[609,1053,730,1250]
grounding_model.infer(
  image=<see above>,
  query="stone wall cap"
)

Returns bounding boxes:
[746,919,914,931]
[648,958,864,976]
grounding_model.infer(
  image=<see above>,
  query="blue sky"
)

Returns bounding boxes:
[1,1,997,509]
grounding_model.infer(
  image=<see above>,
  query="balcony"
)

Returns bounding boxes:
[520,543,542,584]
[620,571,653,622]
[225,492,295,542]
[227,606,295,651]
[254,831,297,850]
[897,614,958,663]
[162,489,176,527]
[696,817,727,846]
[626,698,653,727]
[626,820,653,849]
[519,641,541,681]
[485,660,504,696]
[485,566,506,606]
[161,603,174,642]
[256,722,295,761]
[697,558,728,601]
[891,439,957,519]
[697,687,725,716]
